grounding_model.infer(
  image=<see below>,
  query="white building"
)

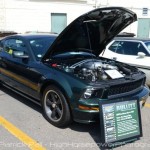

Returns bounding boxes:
[0,0,150,37]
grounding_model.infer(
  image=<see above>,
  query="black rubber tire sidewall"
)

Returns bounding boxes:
[42,85,72,127]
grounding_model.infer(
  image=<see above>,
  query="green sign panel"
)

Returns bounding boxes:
[99,100,142,146]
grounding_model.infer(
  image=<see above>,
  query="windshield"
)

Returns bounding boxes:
[144,42,150,51]
[30,37,56,60]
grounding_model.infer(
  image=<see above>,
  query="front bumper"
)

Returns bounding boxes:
[72,86,150,123]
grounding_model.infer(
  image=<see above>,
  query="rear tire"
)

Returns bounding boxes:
[42,85,72,127]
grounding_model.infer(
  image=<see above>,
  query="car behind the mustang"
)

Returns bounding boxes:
[0,7,149,127]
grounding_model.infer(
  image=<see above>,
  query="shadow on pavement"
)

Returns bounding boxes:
[0,86,42,113]
[69,122,103,149]
[1,86,110,150]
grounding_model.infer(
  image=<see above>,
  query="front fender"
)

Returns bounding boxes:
[39,70,87,106]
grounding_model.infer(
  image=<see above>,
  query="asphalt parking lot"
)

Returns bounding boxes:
[0,86,150,150]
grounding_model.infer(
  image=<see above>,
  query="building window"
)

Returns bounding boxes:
[51,13,67,34]
[142,8,148,16]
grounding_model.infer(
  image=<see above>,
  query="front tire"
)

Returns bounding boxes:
[42,85,72,127]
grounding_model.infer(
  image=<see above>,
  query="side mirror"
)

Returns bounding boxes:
[138,52,146,58]
[13,51,29,59]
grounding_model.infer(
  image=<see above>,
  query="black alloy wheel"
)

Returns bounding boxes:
[42,85,72,127]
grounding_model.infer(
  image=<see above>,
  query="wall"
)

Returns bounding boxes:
[1,0,93,33]
[0,0,6,30]
[0,0,150,36]
[97,0,150,36]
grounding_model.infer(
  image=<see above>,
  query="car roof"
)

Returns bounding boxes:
[2,33,58,40]
[114,37,150,42]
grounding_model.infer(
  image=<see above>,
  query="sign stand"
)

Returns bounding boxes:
[99,99,142,149]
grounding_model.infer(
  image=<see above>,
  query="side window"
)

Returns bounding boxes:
[108,41,124,54]
[137,43,149,55]
[122,42,137,55]
[145,42,150,52]
[109,41,149,56]
[3,39,27,55]
[122,41,148,56]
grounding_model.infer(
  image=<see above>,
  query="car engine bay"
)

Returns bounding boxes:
[50,57,139,82]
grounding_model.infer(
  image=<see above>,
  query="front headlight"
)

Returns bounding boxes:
[83,88,94,99]
[81,87,108,99]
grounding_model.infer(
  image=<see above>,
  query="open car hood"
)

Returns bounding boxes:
[42,7,137,60]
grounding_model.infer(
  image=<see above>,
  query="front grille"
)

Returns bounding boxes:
[108,78,144,96]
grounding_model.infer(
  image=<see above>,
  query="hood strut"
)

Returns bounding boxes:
[85,21,97,74]
[85,22,92,50]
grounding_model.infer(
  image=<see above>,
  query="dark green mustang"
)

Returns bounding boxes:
[0,7,149,127]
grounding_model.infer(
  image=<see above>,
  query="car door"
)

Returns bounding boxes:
[0,38,30,92]
[0,37,41,99]
[102,40,134,62]
[104,40,150,65]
